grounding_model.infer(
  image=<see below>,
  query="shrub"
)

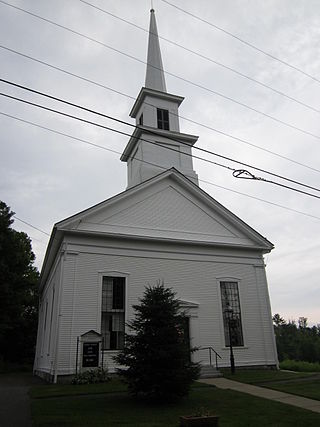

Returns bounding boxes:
[114,283,200,401]
[280,359,320,372]
[71,367,110,385]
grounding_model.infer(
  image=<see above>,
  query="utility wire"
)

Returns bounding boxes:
[79,0,320,115]
[1,90,320,200]
[0,91,235,173]
[1,79,320,193]
[2,110,320,221]
[13,215,50,236]
[0,111,124,155]
[1,2,320,142]
[1,45,319,175]
[160,0,320,85]
[233,169,320,197]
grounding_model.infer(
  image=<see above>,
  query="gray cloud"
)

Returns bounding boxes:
[1,0,319,324]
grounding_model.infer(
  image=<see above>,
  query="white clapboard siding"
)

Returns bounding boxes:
[34,256,62,375]
[54,240,277,375]
[57,253,78,373]
[36,170,276,381]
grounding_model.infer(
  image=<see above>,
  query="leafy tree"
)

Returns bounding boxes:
[273,314,320,363]
[298,317,308,329]
[114,283,200,401]
[0,201,39,364]
[272,313,286,326]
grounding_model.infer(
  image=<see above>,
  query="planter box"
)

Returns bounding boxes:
[180,415,219,427]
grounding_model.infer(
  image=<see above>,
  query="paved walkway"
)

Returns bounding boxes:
[0,373,44,427]
[199,377,320,414]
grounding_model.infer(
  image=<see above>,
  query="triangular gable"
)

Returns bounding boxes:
[80,330,101,338]
[90,185,238,242]
[57,168,273,250]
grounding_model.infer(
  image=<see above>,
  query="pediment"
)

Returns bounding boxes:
[95,186,240,242]
[57,169,272,250]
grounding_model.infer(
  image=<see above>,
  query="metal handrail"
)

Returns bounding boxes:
[198,346,222,370]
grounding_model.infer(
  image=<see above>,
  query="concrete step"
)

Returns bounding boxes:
[200,365,222,379]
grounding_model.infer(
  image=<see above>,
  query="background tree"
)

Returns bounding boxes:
[298,317,308,329]
[115,283,200,401]
[0,201,39,365]
[273,314,320,363]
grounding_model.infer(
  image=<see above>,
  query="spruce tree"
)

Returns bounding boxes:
[114,283,200,401]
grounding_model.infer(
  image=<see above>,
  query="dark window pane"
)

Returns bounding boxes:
[157,108,170,130]
[110,331,117,350]
[113,277,125,309]
[220,281,244,347]
[101,277,125,350]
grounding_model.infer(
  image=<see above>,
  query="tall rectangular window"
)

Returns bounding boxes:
[220,281,244,347]
[101,277,125,350]
[157,108,169,130]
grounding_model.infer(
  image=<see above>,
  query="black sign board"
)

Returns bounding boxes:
[82,342,99,367]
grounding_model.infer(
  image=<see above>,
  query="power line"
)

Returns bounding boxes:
[2,110,320,221]
[79,0,320,115]
[13,215,50,236]
[0,45,135,101]
[0,111,124,155]
[1,79,320,193]
[1,2,320,142]
[160,0,320,85]
[1,45,319,175]
[0,91,235,173]
[1,90,320,200]
[233,169,320,198]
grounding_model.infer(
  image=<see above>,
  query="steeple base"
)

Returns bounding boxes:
[128,165,199,189]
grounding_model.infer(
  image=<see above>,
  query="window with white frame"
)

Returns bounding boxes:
[101,276,125,350]
[220,281,244,347]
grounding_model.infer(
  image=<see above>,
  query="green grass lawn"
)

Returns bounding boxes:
[31,380,320,427]
[222,369,320,401]
[222,369,314,384]
[30,378,127,399]
[265,379,320,401]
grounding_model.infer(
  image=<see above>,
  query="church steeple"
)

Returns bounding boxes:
[121,9,199,188]
[145,9,167,92]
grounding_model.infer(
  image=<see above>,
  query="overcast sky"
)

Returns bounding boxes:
[1,0,319,325]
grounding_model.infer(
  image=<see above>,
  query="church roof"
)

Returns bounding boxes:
[145,9,167,92]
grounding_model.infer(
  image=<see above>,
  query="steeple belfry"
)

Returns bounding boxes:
[145,9,167,92]
[121,9,199,188]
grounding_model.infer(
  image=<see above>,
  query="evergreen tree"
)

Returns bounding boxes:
[0,201,39,364]
[114,283,200,401]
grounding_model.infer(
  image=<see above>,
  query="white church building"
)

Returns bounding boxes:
[34,9,278,382]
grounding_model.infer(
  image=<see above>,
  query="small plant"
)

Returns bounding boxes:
[71,367,110,385]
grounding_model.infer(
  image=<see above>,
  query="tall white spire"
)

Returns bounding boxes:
[121,8,199,188]
[145,9,167,92]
